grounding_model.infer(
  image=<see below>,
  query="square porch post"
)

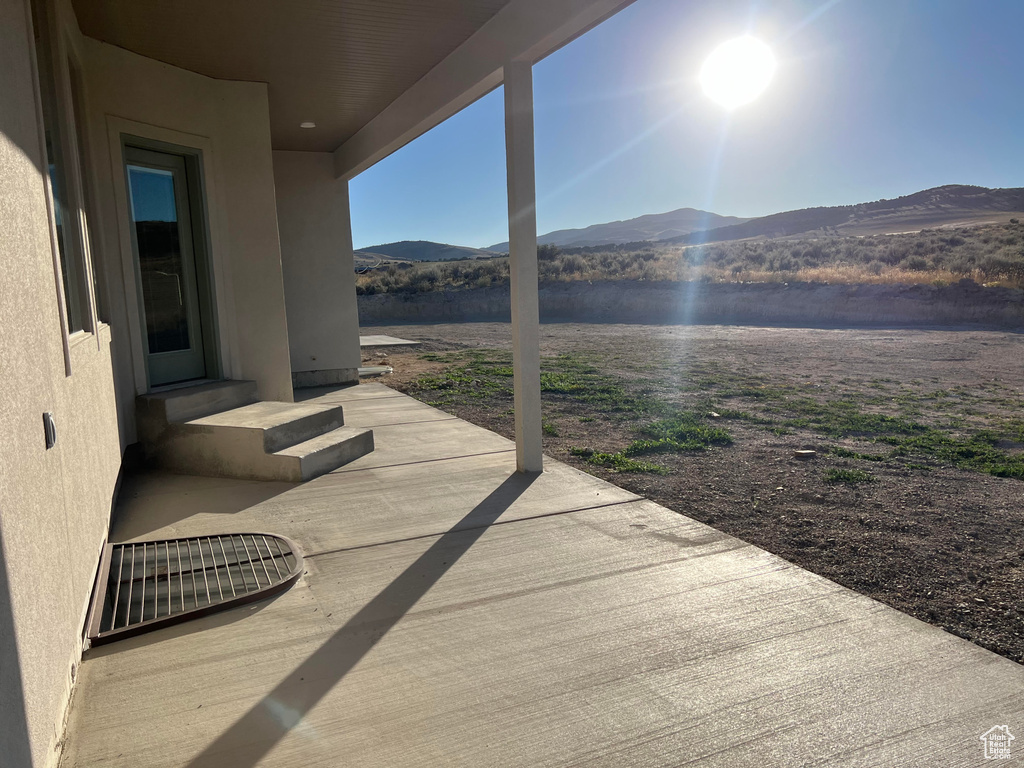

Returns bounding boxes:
[503,60,543,473]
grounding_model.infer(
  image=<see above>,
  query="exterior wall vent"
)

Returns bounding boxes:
[86,534,302,646]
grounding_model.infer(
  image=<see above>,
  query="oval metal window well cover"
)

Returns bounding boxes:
[86,533,303,646]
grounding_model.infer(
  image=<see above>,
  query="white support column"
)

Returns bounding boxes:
[504,60,543,473]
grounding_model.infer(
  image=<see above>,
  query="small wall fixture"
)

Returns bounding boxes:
[43,412,56,449]
[299,121,316,129]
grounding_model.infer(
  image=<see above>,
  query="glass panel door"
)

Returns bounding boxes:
[125,146,207,386]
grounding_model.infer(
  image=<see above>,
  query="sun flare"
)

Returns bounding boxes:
[699,36,776,110]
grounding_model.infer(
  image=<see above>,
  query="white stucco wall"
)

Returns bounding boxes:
[273,151,361,385]
[81,37,294,420]
[0,2,122,766]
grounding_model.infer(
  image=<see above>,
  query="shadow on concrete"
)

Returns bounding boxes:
[0,530,34,767]
[109,473,297,541]
[292,384,360,403]
[84,589,288,659]
[185,471,538,768]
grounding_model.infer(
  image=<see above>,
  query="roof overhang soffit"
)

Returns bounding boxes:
[333,0,636,180]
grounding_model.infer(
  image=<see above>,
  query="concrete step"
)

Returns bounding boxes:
[137,380,258,443]
[144,397,373,482]
[186,401,346,452]
[358,365,393,378]
[275,426,375,481]
[136,379,374,482]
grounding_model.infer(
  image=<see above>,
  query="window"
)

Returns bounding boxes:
[32,0,93,334]
[67,55,104,322]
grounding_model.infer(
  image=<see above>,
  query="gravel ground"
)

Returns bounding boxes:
[363,322,1024,663]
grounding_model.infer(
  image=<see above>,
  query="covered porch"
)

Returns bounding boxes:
[14,0,1022,764]
[61,383,1024,766]
[70,0,625,470]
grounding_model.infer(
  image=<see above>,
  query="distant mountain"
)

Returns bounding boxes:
[666,185,1024,245]
[356,240,496,263]
[362,186,1024,267]
[486,207,749,252]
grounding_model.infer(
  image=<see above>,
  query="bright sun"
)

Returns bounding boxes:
[699,36,776,110]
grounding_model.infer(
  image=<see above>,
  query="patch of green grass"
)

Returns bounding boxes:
[715,408,774,425]
[631,412,733,452]
[413,349,1023,482]
[569,447,668,474]
[623,438,698,456]
[412,350,520,408]
[569,411,736,471]
[1003,419,1024,442]
[412,350,663,422]
[702,363,1024,480]
[884,430,1024,479]
[830,446,888,462]
[825,468,875,484]
[416,368,512,398]
[539,354,658,415]
[419,351,464,363]
[773,398,931,438]
[542,419,559,436]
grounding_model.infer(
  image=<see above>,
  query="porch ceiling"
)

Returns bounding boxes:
[71,0,511,152]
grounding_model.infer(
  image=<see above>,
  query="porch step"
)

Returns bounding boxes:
[187,401,346,452]
[137,380,258,443]
[275,426,375,481]
[136,381,373,482]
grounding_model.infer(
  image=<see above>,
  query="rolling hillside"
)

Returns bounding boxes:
[358,185,1024,267]
[355,240,496,267]
[667,185,1024,245]
[486,207,748,252]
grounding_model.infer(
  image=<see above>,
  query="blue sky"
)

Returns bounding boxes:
[349,0,1024,250]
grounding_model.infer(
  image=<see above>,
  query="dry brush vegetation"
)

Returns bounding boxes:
[356,220,1024,295]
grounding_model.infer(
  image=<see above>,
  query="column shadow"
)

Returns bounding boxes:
[186,471,538,767]
[0,529,34,767]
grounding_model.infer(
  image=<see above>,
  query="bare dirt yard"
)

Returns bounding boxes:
[363,322,1024,663]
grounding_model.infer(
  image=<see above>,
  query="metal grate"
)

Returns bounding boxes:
[86,533,302,646]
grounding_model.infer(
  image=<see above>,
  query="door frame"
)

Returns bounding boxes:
[106,119,230,395]
[125,145,213,386]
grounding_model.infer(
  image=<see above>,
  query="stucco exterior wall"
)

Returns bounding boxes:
[274,151,361,386]
[81,37,294,423]
[3,4,299,764]
[0,2,121,766]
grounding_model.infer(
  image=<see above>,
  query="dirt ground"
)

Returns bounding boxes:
[363,322,1024,663]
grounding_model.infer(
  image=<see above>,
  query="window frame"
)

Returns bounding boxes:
[66,47,105,328]
[30,0,100,371]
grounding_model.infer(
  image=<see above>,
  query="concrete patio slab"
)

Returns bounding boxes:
[287,501,1024,768]
[360,334,420,347]
[294,382,404,402]
[328,418,510,470]
[61,383,1024,767]
[358,365,394,378]
[299,384,457,428]
[110,450,638,554]
[65,577,335,768]
[297,382,514,468]
[112,473,297,541]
